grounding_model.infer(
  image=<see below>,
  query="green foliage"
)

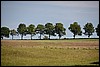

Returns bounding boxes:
[27,24,35,40]
[55,23,66,39]
[10,29,17,40]
[68,22,82,39]
[36,24,45,39]
[1,27,10,39]
[45,23,55,39]
[95,24,99,36]
[17,23,27,40]
[1,22,98,39]
[83,23,94,38]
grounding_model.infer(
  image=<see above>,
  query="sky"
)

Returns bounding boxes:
[1,1,99,39]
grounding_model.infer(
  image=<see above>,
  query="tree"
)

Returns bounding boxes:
[1,27,10,39]
[83,23,94,38]
[27,24,35,40]
[95,24,99,36]
[68,22,82,39]
[35,24,45,39]
[17,23,27,40]
[45,23,55,39]
[55,23,66,39]
[10,29,17,40]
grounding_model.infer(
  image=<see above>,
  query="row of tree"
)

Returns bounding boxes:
[1,22,99,40]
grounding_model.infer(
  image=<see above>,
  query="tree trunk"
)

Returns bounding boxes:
[59,34,61,39]
[21,34,23,40]
[1,36,3,39]
[40,33,41,39]
[31,34,32,40]
[59,36,60,39]
[12,35,13,40]
[88,35,90,38]
[49,34,50,40]
[73,34,75,39]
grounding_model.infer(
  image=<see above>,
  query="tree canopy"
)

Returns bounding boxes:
[1,27,10,39]
[45,23,55,39]
[55,23,66,39]
[1,22,99,40]
[68,22,82,39]
[27,24,35,40]
[95,24,99,36]
[17,23,27,40]
[83,23,94,38]
[35,24,45,39]
[10,29,17,40]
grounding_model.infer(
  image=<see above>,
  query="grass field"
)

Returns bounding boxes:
[1,39,99,66]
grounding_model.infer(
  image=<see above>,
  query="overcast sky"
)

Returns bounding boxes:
[1,1,99,39]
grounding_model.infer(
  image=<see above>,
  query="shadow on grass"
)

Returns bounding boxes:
[63,62,99,67]
[72,65,99,67]
[39,65,99,67]
[90,61,99,64]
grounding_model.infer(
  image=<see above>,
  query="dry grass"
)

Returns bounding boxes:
[1,39,99,66]
[1,39,99,49]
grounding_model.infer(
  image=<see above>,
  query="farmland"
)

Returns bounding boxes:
[1,39,99,66]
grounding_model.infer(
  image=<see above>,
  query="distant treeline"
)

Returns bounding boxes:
[1,22,99,40]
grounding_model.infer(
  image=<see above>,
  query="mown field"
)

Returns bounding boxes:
[1,39,99,66]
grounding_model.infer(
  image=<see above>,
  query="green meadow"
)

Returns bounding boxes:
[1,39,99,66]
